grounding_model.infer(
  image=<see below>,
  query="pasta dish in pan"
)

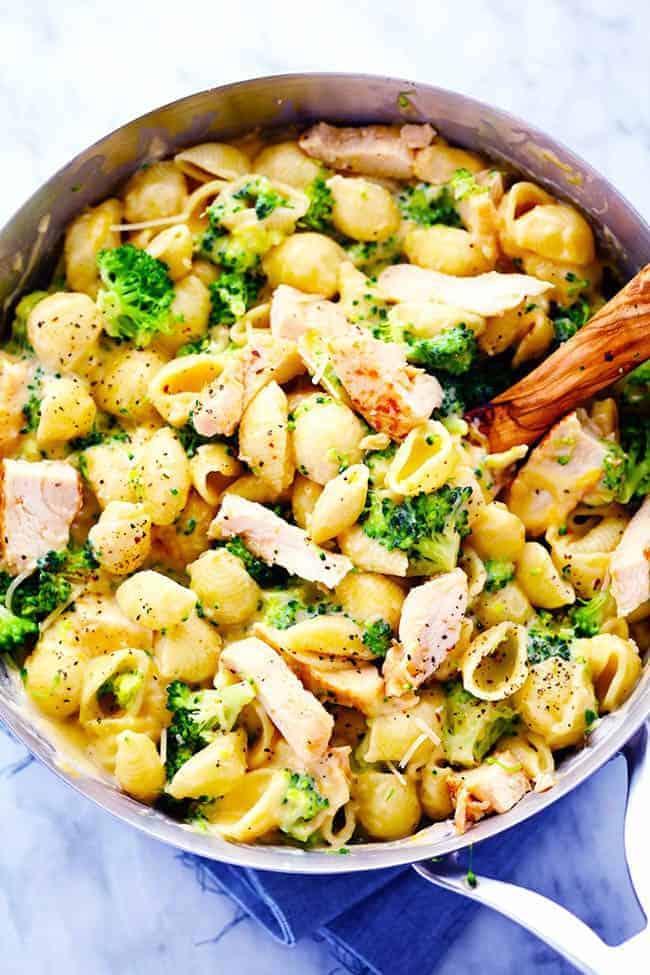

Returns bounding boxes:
[1,121,646,848]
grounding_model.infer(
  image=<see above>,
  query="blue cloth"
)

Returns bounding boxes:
[191,756,646,975]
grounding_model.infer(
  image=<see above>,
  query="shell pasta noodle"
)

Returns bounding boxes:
[1,119,645,850]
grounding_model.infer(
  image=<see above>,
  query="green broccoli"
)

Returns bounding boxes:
[208,269,263,326]
[224,537,289,589]
[526,611,574,665]
[432,352,523,420]
[20,368,43,434]
[298,172,334,232]
[262,589,341,630]
[569,590,611,638]
[278,770,329,841]
[618,359,650,407]
[443,680,518,767]
[97,670,144,714]
[9,290,48,350]
[405,323,478,376]
[612,417,650,503]
[484,559,516,592]
[199,177,287,270]
[447,168,487,201]
[264,595,305,629]
[361,485,472,574]
[230,177,288,220]
[176,335,211,357]
[397,183,462,227]
[551,298,591,345]
[96,244,176,346]
[176,424,234,459]
[165,678,255,779]
[0,604,39,660]
[345,235,402,273]
[69,421,129,452]
[361,619,393,658]
[0,544,99,624]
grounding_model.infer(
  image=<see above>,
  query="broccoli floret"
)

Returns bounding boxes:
[96,244,175,347]
[405,323,478,376]
[165,678,255,779]
[447,168,487,201]
[265,596,305,629]
[20,368,43,434]
[279,770,329,841]
[208,269,263,326]
[551,298,591,345]
[231,177,287,220]
[432,352,522,420]
[0,604,39,660]
[345,235,402,273]
[614,418,650,503]
[176,423,230,459]
[526,611,574,665]
[224,537,289,588]
[484,559,516,592]
[569,590,611,638]
[262,590,340,630]
[69,421,129,452]
[97,670,144,714]
[9,291,48,350]
[177,335,211,356]
[298,172,334,232]
[0,544,99,624]
[618,359,650,407]
[443,680,518,767]
[397,183,462,228]
[155,792,212,825]
[362,619,393,658]
[361,485,472,574]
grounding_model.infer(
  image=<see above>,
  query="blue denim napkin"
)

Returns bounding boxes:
[187,756,646,975]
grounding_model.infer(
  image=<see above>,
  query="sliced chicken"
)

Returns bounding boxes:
[210,494,352,588]
[191,355,244,438]
[384,569,468,697]
[508,412,609,536]
[610,496,650,617]
[292,659,386,716]
[221,637,333,763]
[299,122,435,180]
[270,285,348,342]
[449,752,531,833]
[377,265,552,316]
[329,330,442,440]
[1,459,82,573]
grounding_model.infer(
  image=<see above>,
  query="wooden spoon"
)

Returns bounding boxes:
[472,264,650,452]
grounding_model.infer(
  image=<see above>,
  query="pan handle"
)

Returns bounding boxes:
[413,722,649,975]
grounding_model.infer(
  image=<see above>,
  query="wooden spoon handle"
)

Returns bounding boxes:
[473,264,650,452]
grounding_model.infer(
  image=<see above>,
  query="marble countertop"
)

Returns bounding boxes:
[1,1,649,972]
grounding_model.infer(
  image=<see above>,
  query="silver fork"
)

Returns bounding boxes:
[414,722,649,975]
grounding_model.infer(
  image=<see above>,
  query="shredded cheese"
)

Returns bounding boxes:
[159,728,167,766]
[110,214,187,232]
[386,761,407,786]
[398,733,429,769]
[414,716,441,746]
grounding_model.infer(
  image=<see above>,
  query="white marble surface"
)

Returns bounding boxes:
[1,1,649,973]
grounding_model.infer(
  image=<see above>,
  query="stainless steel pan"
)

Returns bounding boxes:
[0,74,648,973]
